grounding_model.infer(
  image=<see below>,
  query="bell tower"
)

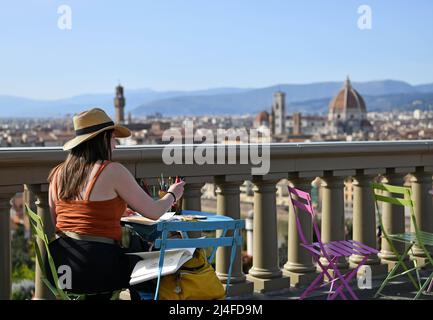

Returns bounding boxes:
[272,91,286,135]
[114,84,125,124]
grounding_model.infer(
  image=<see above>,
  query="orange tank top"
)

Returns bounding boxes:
[53,160,127,241]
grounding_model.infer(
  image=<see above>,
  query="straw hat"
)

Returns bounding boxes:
[63,108,131,151]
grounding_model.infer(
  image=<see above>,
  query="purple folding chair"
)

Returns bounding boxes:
[288,186,379,300]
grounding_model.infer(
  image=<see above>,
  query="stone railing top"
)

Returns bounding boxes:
[0,140,432,186]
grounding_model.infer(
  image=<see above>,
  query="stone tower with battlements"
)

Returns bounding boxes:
[114,84,125,124]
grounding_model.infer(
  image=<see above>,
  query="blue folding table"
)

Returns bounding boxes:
[123,210,245,300]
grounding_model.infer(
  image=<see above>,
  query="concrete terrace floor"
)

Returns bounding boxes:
[244,271,433,300]
[119,269,433,300]
[246,282,433,300]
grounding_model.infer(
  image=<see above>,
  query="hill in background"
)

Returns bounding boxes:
[1,80,432,117]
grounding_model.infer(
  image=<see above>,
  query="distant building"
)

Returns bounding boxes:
[114,84,153,133]
[328,76,372,135]
[292,112,301,135]
[254,91,287,138]
[127,111,132,124]
[151,121,171,133]
[114,84,125,124]
[271,91,286,135]
[285,114,327,136]
[254,111,270,128]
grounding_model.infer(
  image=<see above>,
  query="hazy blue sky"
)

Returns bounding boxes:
[1,0,432,99]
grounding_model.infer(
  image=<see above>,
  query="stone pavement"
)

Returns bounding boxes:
[232,270,433,300]
[119,269,433,300]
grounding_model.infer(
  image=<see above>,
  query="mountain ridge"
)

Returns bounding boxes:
[1,80,432,117]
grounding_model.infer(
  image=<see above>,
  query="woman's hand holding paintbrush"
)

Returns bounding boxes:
[166,177,185,204]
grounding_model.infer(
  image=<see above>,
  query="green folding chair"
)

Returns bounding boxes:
[371,183,433,299]
[24,204,120,300]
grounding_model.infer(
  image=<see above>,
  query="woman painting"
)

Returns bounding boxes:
[47,107,185,298]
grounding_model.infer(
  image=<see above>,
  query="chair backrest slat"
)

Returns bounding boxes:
[374,194,413,207]
[288,186,311,201]
[291,198,314,215]
[288,186,314,216]
[371,183,414,207]
[371,182,407,195]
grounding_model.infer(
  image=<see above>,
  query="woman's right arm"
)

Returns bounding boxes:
[110,162,185,220]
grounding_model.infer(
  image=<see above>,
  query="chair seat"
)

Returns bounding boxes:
[303,240,378,258]
[388,231,433,246]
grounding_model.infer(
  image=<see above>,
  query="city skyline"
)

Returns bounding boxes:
[1,0,433,99]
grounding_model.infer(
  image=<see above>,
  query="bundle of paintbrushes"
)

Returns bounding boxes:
[157,173,184,215]
[137,178,152,197]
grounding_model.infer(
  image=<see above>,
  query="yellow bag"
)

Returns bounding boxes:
[158,249,225,300]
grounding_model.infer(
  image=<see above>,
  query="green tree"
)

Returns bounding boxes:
[11,224,35,299]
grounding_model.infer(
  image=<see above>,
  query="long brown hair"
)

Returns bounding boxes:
[48,129,114,201]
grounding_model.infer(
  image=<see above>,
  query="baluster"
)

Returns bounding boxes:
[409,167,433,267]
[181,181,205,238]
[379,169,407,271]
[26,184,55,300]
[349,170,387,276]
[214,176,254,297]
[247,176,289,293]
[0,187,19,300]
[320,171,351,276]
[182,182,204,212]
[283,174,317,287]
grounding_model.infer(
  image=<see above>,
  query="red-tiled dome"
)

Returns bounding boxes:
[255,110,270,124]
[329,77,366,113]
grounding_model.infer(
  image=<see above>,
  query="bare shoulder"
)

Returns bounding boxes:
[105,161,131,177]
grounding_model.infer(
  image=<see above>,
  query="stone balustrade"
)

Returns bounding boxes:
[1,141,433,299]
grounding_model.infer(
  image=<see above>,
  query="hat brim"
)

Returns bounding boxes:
[63,124,131,151]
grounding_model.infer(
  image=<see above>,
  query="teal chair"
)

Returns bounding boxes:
[24,204,120,300]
